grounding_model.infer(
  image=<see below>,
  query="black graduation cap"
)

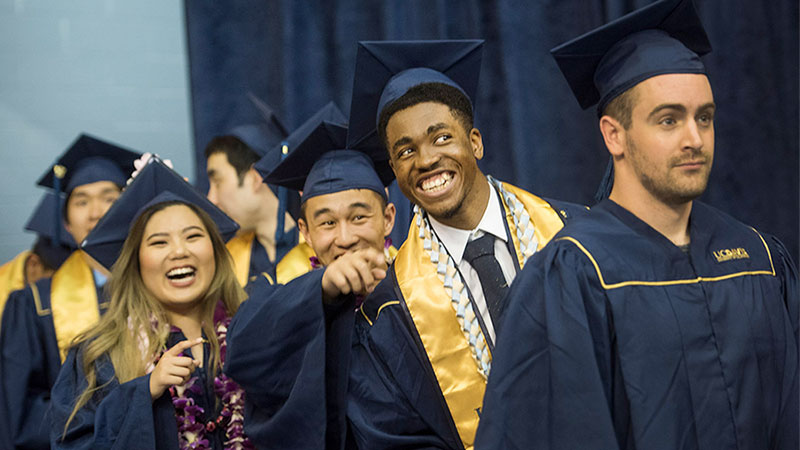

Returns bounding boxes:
[347,40,484,150]
[260,102,393,203]
[37,133,142,194]
[550,0,711,113]
[82,158,239,270]
[24,190,75,270]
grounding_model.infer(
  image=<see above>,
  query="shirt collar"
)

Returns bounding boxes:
[428,180,507,265]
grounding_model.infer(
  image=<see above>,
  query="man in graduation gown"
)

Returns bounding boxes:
[0,134,141,449]
[224,102,399,449]
[204,95,302,287]
[476,1,799,449]
[0,191,73,321]
[332,40,586,449]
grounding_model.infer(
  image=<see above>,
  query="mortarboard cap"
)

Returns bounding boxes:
[347,40,484,150]
[25,191,75,270]
[37,134,142,194]
[82,157,239,270]
[228,94,289,158]
[551,0,711,114]
[260,102,393,203]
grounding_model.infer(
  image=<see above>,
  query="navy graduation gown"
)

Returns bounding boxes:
[225,270,355,450]
[347,271,464,450]
[0,278,104,450]
[476,200,799,450]
[51,329,235,449]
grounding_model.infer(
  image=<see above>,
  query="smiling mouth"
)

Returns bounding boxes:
[166,266,197,282]
[418,171,454,193]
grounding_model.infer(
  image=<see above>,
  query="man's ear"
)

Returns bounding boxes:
[599,115,626,158]
[470,128,484,160]
[382,202,397,238]
[246,167,265,192]
[297,218,312,249]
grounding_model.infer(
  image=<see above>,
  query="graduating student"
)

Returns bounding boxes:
[0,134,141,449]
[0,191,73,319]
[224,102,397,449]
[337,40,586,449]
[50,157,251,449]
[476,1,799,449]
[204,95,301,286]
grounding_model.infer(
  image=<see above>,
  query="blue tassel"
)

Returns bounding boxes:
[594,156,614,204]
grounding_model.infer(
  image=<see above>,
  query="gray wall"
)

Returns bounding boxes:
[0,0,194,263]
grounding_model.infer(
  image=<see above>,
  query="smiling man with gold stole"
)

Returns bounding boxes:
[204,96,301,287]
[337,40,587,449]
[0,134,140,449]
[476,1,798,449]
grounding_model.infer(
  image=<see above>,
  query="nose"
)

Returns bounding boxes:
[334,222,359,250]
[416,143,441,170]
[169,239,189,259]
[207,185,218,205]
[683,120,704,151]
[89,199,107,221]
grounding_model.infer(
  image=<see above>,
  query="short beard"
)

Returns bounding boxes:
[627,135,709,206]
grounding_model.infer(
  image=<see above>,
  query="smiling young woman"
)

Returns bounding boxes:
[50,158,252,450]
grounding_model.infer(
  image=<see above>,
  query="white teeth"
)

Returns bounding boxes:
[166,267,195,278]
[421,172,452,192]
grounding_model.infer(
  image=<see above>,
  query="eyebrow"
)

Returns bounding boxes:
[647,103,686,120]
[348,202,373,211]
[312,207,333,220]
[146,226,205,240]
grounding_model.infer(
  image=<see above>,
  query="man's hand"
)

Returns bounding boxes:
[149,338,202,400]
[321,247,388,303]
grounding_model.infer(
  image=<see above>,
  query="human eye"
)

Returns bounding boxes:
[697,112,714,127]
[434,134,452,144]
[658,116,677,127]
[149,239,168,247]
[186,233,204,241]
[397,147,414,159]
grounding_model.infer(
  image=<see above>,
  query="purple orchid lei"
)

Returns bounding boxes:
[168,304,254,450]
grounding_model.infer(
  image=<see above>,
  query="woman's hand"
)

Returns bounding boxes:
[149,338,202,400]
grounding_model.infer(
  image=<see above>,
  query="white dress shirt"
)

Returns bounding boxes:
[428,182,516,343]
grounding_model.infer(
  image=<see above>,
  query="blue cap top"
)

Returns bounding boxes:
[24,190,76,248]
[227,94,289,158]
[550,0,711,114]
[347,40,484,150]
[259,102,392,203]
[37,134,142,193]
[25,190,75,270]
[81,158,239,270]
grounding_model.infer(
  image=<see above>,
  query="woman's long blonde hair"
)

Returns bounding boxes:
[64,201,246,433]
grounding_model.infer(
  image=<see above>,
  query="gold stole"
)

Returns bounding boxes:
[394,183,565,449]
[276,242,316,284]
[0,250,31,318]
[226,232,256,287]
[48,251,102,362]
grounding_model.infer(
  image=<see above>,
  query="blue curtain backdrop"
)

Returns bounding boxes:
[184,0,798,261]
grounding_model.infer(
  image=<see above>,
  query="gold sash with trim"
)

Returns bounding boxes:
[394,183,565,449]
[50,251,102,362]
[226,232,255,287]
[0,250,30,318]
[276,242,316,284]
